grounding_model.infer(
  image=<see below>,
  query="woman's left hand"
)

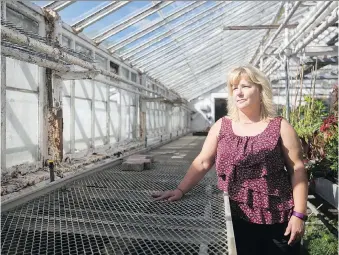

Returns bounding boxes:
[284,216,305,246]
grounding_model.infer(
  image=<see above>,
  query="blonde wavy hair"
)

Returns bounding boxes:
[227,65,276,121]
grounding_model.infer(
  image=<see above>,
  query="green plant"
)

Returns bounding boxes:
[287,85,338,182]
[303,217,338,255]
[288,96,327,142]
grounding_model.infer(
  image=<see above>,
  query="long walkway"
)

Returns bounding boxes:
[1,136,234,255]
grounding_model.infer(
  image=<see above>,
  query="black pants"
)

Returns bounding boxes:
[232,218,300,255]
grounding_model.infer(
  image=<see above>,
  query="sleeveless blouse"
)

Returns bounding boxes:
[215,116,294,224]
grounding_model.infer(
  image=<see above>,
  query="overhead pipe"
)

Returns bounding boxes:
[278,1,334,55]
[266,1,335,74]
[293,7,339,55]
[253,1,302,66]
[1,45,71,72]
[267,7,339,76]
[1,45,152,98]
[1,26,176,100]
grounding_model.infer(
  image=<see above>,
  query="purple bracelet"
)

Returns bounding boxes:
[292,211,308,221]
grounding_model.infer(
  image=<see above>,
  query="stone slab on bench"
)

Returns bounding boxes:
[127,154,154,162]
[121,158,152,171]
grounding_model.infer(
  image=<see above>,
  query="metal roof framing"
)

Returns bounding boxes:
[26,1,339,100]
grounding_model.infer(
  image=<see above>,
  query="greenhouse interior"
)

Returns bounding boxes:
[0,1,338,254]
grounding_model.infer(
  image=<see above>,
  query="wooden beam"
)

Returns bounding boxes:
[223,24,298,30]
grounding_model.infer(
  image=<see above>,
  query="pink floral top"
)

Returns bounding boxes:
[216,116,294,224]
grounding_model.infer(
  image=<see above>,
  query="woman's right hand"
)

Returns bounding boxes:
[151,189,184,202]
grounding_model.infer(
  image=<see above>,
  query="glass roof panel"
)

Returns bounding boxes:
[57,1,108,25]
[83,1,152,38]
[31,1,52,7]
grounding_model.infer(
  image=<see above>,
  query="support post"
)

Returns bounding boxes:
[139,74,147,145]
[70,39,75,154]
[284,2,291,122]
[0,1,6,171]
[44,9,64,166]
[260,44,264,71]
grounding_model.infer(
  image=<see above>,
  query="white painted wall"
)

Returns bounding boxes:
[5,58,42,168]
[3,2,190,171]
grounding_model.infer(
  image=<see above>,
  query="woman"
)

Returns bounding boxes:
[152,65,308,255]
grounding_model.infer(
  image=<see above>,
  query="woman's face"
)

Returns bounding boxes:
[232,78,261,111]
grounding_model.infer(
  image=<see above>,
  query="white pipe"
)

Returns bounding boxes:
[293,1,338,44]
[279,1,333,54]
[1,46,70,72]
[253,1,301,66]
[294,7,339,54]
[268,7,339,76]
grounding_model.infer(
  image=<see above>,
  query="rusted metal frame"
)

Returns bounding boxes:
[44,9,64,169]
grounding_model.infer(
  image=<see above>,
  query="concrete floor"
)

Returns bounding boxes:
[1,136,235,255]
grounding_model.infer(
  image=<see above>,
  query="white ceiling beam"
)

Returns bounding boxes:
[223,24,299,30]
[93,1,173,44]
[156,38,261,87]
[125,11,226,63]
[107,1,207,52]
[155,54,223,85]
[187,82,227,101]
[303,45,338,56]
[152,40,259,86]
[146,27,263,75]
[172,49,256,96]
[134,22,225,69]
[251,1,302,66]
[132,2,276,66]
[264,1,335,73]
[141,31,224,70]
[127,2,269,62]
[175,74,222,93]
[115,2,226,56]
[267,6,339,76]
[146,38,224,73]
[169,69,222,91]
[44,1,75,11]
[72,1,129,33]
